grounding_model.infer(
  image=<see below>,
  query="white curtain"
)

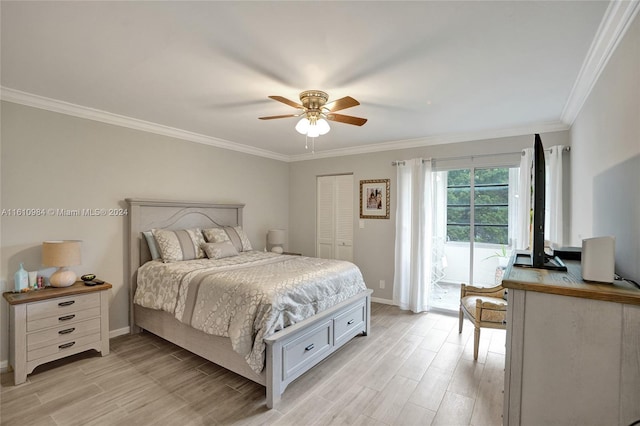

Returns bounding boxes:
[547,145,565,247]
[515,148,533,250]
[393,158,433,313]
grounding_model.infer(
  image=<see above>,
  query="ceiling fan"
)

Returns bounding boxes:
[259,90,367,137]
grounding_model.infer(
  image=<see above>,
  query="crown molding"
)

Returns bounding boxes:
[0,87,567,163]
[0,87,290,162]
[288,121,570,162]
[561,0,640,125]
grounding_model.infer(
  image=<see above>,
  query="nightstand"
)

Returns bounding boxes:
[3,281,111,385]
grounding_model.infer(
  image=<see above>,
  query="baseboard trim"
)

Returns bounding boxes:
[110,326,130,339]
[0,360,8,373]
[371,297,396,306]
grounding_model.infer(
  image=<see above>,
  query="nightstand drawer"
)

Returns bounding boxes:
[27,317,101,352]
[27,306,101,332]
[27,332,102,362]
[27,293,100,322]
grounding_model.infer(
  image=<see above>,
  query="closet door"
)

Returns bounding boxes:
[316,174,354,261]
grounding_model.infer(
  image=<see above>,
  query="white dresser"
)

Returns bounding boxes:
[502,259,640,426]
[3,281,111,384]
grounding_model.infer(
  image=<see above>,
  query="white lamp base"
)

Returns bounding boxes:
[271,246,284,254]
[49,267,77,287]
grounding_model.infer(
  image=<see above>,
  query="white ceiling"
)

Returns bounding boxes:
[1,1,613,160]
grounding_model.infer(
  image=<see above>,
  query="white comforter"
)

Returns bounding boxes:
[134,251,367,373]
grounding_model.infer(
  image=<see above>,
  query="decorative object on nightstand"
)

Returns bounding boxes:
[14,263,29,292]
[267,229,285,254]
[42,240,81,287]
[3,281,111,385]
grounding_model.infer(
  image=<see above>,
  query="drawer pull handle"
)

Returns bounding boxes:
[59,328,75,335]
[58,301,75,307]
[305,344,315,352]
[347,319,355,325]
[59,315,75,321]
[59,342,75,350]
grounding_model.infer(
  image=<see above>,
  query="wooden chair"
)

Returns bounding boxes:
[458,283,507,360]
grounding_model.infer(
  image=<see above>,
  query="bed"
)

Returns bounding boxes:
[126,198,372,408]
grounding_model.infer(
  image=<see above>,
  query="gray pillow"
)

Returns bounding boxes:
[201,241,239,259]
[152,228,206,262]
[224,226,253,252]
[143,231,161,261]
[203,227,230,243]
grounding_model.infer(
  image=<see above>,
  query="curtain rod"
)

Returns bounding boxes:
[391,159,430,166]
[391,146,570,166]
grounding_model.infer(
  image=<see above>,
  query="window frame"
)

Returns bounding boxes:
[445,169,510,245]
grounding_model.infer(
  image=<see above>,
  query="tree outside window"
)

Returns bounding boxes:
[447,168,509,245]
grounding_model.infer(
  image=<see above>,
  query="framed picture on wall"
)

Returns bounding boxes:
[360,179,390,219]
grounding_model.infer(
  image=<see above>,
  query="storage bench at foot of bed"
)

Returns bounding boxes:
[264,290,372,408]
[134,289,372,409]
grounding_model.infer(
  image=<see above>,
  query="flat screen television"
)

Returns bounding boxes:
[514,134,567,271]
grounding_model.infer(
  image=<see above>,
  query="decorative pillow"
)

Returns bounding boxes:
[203,227,230,243]
[143,231,161,261]
[152,228,206,262]
[201,242,239,260]
[224,226,253,252]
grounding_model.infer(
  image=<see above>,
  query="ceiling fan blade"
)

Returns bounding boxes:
[326,113,368,126]
[324,96,360,112]
[259,114,299,120]
[268,95,303,109]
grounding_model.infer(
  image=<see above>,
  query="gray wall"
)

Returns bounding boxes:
[289,131,571,301]
[0,102,290,364]
[570,14,640,281]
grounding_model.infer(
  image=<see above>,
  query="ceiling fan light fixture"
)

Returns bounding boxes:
[260,90,365,148]
[295,117,310,134]
[307,123,321,138]
[295,116,330,137]
[316,118,330,135]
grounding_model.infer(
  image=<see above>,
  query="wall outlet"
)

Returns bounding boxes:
[359,220,365,229]
[379,280,385,289]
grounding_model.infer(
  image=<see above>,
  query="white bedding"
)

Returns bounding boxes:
[134,251,367,373]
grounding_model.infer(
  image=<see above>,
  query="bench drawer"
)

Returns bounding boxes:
[282,320,332,380]
[334,301,366,346]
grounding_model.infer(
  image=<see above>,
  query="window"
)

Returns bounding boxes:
[446,168,510,245]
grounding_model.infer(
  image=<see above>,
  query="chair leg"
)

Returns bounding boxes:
[473,326,480,360]
[458,307,463,334]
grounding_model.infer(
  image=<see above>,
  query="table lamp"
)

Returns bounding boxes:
[42,240,81,287]
[267,229,285,254]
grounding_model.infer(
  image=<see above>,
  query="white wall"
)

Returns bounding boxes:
[570,14,639,281]
[0,102,290,365]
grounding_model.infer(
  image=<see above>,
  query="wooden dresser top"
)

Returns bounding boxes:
[502,258,640,306]
[3,281,112,305]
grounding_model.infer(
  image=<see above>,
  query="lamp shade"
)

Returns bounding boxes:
[267,229,285,245]
[42,240,81,267]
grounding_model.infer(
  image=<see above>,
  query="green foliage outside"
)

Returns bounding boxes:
[446,168,509,244]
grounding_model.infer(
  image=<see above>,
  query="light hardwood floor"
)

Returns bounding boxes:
[0,303,506,426]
